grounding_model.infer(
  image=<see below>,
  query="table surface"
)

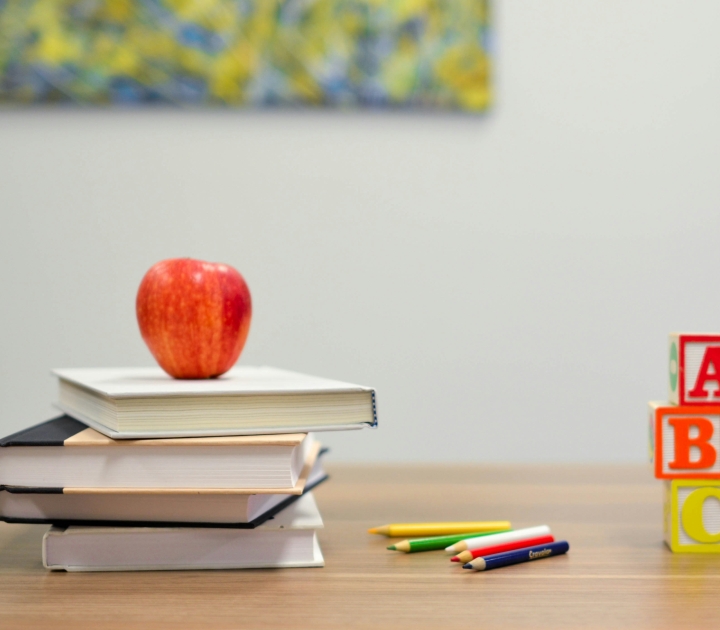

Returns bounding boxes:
[0,464,718,629]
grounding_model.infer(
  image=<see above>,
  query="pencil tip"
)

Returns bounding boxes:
[450,557,459,562]
[387,545,396,550]
[368,528,378,534]
[462,564,472,569]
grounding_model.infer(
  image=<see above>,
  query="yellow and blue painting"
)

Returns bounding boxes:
[0,0,491,110]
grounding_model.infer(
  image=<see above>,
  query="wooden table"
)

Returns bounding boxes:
[1,464,718,629]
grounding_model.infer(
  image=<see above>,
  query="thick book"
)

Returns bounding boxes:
[53,366,377,439]
[43,492,325,572]
[0,416,319,492]
[0,450,327,528]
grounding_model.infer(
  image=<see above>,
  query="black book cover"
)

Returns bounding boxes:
[0,416,87,447]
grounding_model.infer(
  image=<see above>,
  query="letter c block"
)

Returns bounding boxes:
[665,480,720,553]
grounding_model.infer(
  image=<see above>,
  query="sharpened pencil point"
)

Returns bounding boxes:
[450,557,459,562]
[368,528,379,534]
[387,545,396,550]
[462,564,473,569]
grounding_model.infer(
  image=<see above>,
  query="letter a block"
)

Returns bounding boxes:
[669,333,720,405]
[649,402,720,478]
[665,480,720,553]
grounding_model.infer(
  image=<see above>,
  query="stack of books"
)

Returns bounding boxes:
[649,333,720,553]
[0,366,377,571]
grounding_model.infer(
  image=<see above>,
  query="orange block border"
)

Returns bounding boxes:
[654,403,720,479]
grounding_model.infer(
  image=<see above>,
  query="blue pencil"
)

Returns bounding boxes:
[462,540,569,571]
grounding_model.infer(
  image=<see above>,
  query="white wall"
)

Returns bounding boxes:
[2,1,720,462]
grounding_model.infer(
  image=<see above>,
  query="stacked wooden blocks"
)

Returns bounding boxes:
[650,333,720,552]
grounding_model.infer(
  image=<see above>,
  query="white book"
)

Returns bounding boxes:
[0,416,319,492]
[43,492,325,572]
[53,366,377,439]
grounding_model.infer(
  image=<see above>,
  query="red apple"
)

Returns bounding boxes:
[136,258,252,379]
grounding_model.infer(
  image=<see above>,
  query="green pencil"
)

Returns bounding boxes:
[387,529,512,553]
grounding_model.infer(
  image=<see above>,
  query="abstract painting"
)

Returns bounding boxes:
[0,0,491,110]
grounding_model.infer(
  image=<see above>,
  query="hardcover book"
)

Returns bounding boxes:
[43,492,325,571]
[0,416,319,492]
[53,366,377,439]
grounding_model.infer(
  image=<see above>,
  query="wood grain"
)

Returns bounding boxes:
[1,464,717,629]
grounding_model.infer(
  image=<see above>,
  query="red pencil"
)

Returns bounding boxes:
[451,535,555,563]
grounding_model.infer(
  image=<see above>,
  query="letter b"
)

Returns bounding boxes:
[668,417,717,470]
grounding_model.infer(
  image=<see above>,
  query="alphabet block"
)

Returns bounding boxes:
[669,333,720,405]
[649,401,720,479]
[664,480,720,553]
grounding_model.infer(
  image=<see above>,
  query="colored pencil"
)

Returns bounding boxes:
[462,540,569,571]
[450,535,555,562]
[388,529,512,553]
[368,521,511,537]
[445,525,551,555]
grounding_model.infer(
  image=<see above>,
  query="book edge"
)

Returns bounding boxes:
[1,473,329,529]
[54,405,373,439]
[54,367,374,398]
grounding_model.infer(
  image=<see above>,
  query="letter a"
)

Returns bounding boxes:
[668,417,717,469]
[689,346,720,399]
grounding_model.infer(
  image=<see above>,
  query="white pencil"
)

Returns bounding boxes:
[445,525,551,555]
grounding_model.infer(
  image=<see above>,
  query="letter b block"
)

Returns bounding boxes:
[665,480,720,553]
[649,402,720,478]
[669,333,720,405]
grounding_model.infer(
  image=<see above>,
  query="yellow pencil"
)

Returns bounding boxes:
[368,521,511,537]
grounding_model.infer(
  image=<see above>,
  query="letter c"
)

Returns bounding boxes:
[681,487,720,543]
